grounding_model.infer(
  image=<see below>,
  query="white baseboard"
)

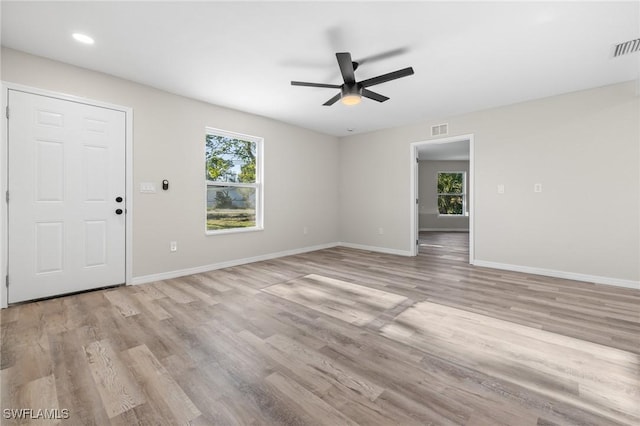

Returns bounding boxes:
[131,242,339,285]
[419,228,469,232]
[338,242,412,257]
[472,260,640,290]
[132,241,412,286]
[131,243,411,285]
[132,243,638,292]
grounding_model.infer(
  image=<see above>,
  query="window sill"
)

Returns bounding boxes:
[206,226,264,236]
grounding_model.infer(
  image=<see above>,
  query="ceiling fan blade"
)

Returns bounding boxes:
[359,67,415,88]
[291,81,341,89]
[357,47,409,66]
[323,92,342,106]
[362,89,389,103]
[336,52,356,85]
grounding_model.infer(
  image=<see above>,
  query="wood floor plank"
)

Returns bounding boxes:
[13,374,60,426]
[374,388,467,425]
[263,274,407,326]
[104,290,140,318]
[1,231,638,425]
[193,323,314,425]
[168,279,220,306]
[189,273,233,293]
[266,333,385,402]
[83,339,146,418]
[133,293,171,321]
[49,328,112,426]
[319,383,424,426]
[265,371,358,425]
[238,329,334,394]
[126,344,201,424]
[134,282,168,301]
[381,300,639,424]
[153,280,195,304]
[317,342,475,424]
[167,361,245,425]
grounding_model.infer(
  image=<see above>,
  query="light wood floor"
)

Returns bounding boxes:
[1,232,639,425]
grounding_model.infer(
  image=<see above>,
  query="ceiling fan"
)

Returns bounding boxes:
[291,52,415,106]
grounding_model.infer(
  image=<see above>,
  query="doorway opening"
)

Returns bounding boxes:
[409,134,474,263]
[418,231,469,262]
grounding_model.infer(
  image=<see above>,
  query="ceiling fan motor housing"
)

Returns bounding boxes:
[342,84,362,97]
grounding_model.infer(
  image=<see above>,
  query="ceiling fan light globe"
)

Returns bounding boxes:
[341,94,362,106]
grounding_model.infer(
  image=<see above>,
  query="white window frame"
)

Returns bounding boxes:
[437,171,467,217]
[205,127,264,235]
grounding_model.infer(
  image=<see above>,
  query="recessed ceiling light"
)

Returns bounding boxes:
[72,33,94,45]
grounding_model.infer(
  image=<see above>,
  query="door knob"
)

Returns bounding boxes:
[115,209,123,215]
[115,196,123,203]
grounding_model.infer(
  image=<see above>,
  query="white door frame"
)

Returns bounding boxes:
[409,134,475,263]
[1,82,134,308]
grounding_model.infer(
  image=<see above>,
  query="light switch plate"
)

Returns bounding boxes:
[140,182,156,193]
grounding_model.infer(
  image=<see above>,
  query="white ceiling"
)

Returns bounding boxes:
[2,1,638,137]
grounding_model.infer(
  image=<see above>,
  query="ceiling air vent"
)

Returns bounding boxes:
[431,123,448,137]
[614,38,640,57]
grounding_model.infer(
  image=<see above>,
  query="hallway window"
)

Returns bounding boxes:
[437,172,466,215]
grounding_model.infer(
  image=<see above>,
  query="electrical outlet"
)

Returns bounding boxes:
[170,241,177,252]
[378,227,384,235]
[497,184,505,194]
[534,183,543,193]
[303,226,308,235]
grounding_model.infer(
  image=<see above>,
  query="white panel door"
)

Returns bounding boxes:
[7,90,126,303]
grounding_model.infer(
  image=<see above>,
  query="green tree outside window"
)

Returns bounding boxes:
[437,172,465,215]
[205,131,261,232]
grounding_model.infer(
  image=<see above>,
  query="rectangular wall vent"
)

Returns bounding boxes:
[614,38,640,57]
[431,123,448,137]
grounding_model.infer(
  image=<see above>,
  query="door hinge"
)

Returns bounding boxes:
[416,157,419,163]
[416,198,419,204]
[5,275,8,288]
[5,191,8,203]
[416,239,419,246]
[5,106,8,119]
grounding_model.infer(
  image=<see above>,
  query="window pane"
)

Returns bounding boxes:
[438,195,464,215]
[205,135,256,183]
[207,185,256,230]
[437,172,464,194]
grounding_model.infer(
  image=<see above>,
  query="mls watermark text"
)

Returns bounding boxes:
[3,408,70,420]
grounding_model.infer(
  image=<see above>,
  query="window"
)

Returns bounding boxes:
[205,128,263,233]
[437,172,466,215]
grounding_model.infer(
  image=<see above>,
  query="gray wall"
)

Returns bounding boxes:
[339,81,639,283]
[1,47,340,279]
[419,160,470,231]
[2,47,638,287]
